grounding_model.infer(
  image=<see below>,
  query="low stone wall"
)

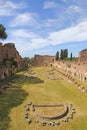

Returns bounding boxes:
[24,102,76,126]
[31,104,68,120]
[34,104,64,107]
[35,105,68,120]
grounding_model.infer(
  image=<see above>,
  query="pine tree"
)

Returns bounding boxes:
[0,24,7,40]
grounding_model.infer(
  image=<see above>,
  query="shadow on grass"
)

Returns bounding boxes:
[0,74,29,130]
[0,74,44,130]
[0,86,28,130]
[13,74,44,85]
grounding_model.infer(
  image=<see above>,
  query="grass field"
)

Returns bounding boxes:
[0,67,87,130]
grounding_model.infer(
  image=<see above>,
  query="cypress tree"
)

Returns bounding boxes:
[55,51,59,60]
[70,52,72,60]
[60,49,63,59]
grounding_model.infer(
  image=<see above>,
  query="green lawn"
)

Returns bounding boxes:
[0,67,87,130]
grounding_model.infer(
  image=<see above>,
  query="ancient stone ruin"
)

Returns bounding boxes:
[0,43,21,62]
[53,49,87,83]
[78,49,87,63]
[24,101,76,127]
[0,43,28,81]
[31,54,55,67]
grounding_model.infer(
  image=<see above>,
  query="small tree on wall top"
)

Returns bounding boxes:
[0,24,7,40]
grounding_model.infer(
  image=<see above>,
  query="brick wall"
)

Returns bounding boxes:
[0,43,25,80]
[0,43,21,62]
[78,49,87,63]
[31,55,55,67]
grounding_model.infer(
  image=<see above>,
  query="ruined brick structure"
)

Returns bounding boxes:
[78,49,87,63]
[31,55,55,67]
[53,49,87,82]
[0,43,27,80]
[0,43,21,62]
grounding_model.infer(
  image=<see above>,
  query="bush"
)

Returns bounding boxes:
[3,58,18,68]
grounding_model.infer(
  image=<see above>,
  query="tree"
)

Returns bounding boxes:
[60,49,64,59]
[0,24,7,40]
[60,49,68,60]
[64,49,68,59]
[55,51,59,60]
[70,52,72,61]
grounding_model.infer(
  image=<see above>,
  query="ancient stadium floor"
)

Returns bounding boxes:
[0,67,87,130]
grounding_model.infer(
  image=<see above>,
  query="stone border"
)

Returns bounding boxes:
[24,102,76,126]
[33,104,68,120]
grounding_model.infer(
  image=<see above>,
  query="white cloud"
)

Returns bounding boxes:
[48,20,87,45]
[5,29,49,53]
[5,20,87,56]
[10,29,38,38]
[43,1,57,9]
[10,13,38,27]
[15,37,48,53]
[29,38,48,50]
[43,18,59,27]
[66,5,83,15]
[0,0,26,16]
[71,0,87,7]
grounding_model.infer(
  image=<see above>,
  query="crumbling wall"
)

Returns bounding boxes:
[31,55,55,67]
[0,43,26,80]
[78,49,87,63]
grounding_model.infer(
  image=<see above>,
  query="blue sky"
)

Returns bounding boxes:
[0,0,87,57]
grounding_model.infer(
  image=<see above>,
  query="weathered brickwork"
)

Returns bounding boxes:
[78,49,87,63]
[53,49,87,82]
[0,43,21,62]
[0,43,27,80]
[31,55,55,67]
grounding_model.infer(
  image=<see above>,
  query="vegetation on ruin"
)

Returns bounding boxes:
[3,58,18,68]
[0,67,87,130]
